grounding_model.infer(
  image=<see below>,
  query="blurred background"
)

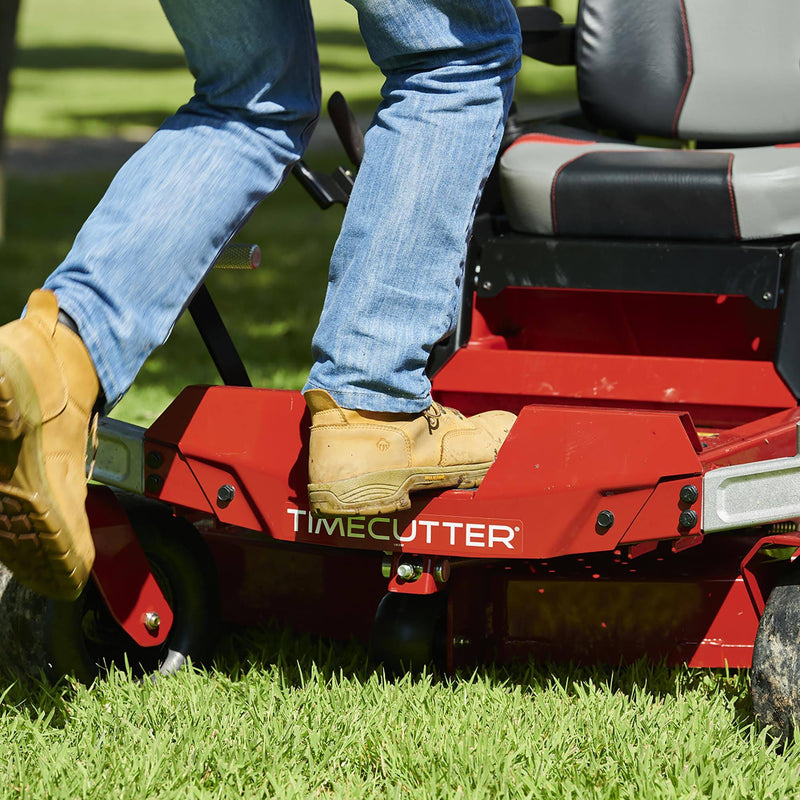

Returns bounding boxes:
[0,0,578,424]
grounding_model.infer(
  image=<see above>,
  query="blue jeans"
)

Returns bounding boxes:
[44,0,521,413]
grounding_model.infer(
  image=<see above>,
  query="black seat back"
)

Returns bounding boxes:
[576,0,800,142]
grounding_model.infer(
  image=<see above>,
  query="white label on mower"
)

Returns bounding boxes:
[286,507,520,551]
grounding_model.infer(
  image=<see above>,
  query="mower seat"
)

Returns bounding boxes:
[500,0,800,242]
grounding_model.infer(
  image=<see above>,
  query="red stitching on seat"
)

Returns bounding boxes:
[506,133,597,151]
[726,153,741,240]
[672,0,694,137]
[775,142,800,148]
[550,154,592,235]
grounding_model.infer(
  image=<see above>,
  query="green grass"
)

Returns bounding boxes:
[3,168,797,797]
[0,633,797,800]
[7,0,577,140]
[3,2,797,796]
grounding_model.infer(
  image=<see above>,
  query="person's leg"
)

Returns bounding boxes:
[0,0,321,599]
[47,0,321,409]
[304,0,521,516]
[304,0,521,413]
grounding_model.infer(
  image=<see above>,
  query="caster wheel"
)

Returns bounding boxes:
[370,592,447,672]
[751,565,800,738]
[0,495,220,683]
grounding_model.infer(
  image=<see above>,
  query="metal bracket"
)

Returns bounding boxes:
[87,486,173,647]
[89,417,145,494]
[703,424,800,532]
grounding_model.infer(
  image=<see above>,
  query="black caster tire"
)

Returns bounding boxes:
[0,495,220,683]
[751,566,800,738]
[370,592,447,673]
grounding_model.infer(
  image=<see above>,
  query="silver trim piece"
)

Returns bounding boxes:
[703,426,800,532]
[88,417,145,494]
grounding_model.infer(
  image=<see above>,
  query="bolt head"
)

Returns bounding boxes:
[145,474,164,494]
[145,450,163,469]
[679,484,699,505]
[396,563,416,581]
[679,509,698,530]
[143,611,161,631]
[596,510,615,532]
[217,484,236,506]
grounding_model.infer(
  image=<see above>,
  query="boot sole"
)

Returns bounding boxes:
[308,462,493,517]
[0,344,85,600]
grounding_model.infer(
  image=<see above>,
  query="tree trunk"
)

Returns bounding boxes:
[0,0,21,242]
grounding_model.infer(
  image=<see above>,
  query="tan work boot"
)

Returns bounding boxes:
[0,290,100,600]
[305,389,515,516]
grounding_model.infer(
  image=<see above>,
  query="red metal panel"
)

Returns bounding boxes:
[143,445,215,513]
[699,407,800,468]
[740,533,800,615]
[198,521,762,669]
[471,404,702,558]
[433,349,795,426]
[144,388,707,561]
[620,477,702,545]
[87,486,173,647]
[479,536,761,668]
[471,290,779,363]
[686,578,758,669]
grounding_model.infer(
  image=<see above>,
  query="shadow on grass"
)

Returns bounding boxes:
[65,109,177,132]
[0,619,761,745]
[15,45,187,72]
[0,670,74,729]
[209,623,760,737]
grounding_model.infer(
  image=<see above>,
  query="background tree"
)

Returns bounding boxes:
[0,0,21,242]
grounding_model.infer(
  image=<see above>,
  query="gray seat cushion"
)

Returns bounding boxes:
[500,133,800,241]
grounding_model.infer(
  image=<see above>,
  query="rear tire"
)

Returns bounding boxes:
[751,565,800,738]
[0,496,219,683]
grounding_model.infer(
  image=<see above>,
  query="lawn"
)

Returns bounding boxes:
[6,0,578,140]
[1,2,798,798]
[1,637,798,800]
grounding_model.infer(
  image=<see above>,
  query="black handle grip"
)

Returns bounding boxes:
[328,91,365,167]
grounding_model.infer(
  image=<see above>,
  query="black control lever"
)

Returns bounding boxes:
[328,91,365,167]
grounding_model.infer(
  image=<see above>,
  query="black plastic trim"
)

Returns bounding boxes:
[775,244,800,399]
[477,235,783,310]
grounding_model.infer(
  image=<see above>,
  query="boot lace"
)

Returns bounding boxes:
[422,402,463,433]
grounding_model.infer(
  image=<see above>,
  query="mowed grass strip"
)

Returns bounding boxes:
[0,632,797,800]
